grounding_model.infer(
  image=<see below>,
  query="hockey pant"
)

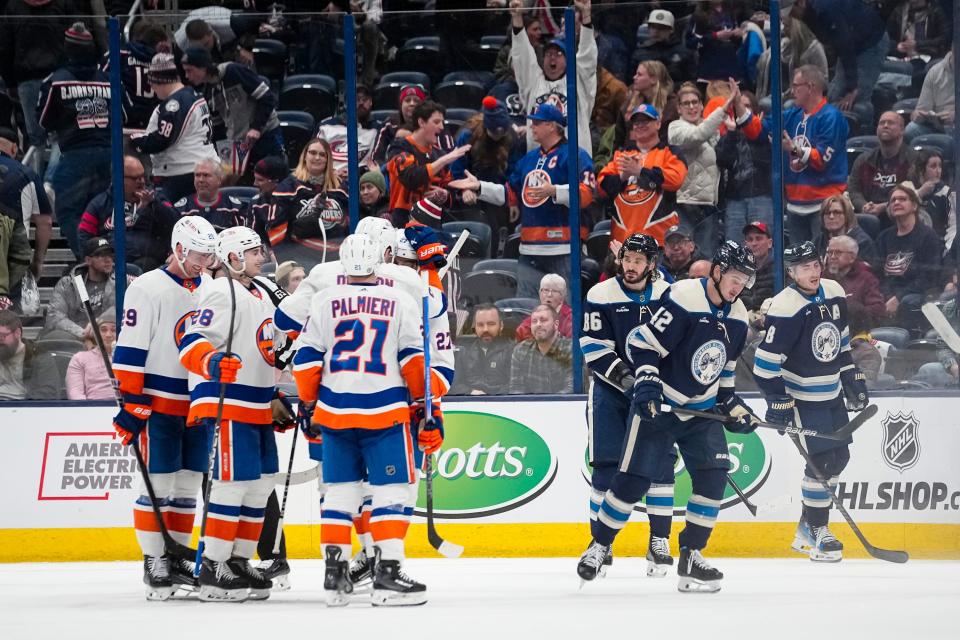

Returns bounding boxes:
[592,410,729,551]
[795,397,851,527]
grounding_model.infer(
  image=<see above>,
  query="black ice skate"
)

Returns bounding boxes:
[167,556,199,596]
[576,540,611,585]
[599,547,613,578]
[348,549,375,593]
[228,557,273,600]
[809,524,843,563]
[257,558,291,591]
[372,548,427,607]
[323,547,353,607]
[677,547,723,593]
[646,534,674,578]
[198,557,250,602]
[143,555,174,601]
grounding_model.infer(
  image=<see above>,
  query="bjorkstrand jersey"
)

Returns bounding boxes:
[752,278,853,403]
[130,85,216,177]
[112,267,209,416]
[580,275,669,392]
[292,282,426,430]
[627,278,749,417]
[178,277,277,425]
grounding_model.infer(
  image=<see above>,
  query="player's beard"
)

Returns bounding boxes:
[0,342,18,361]
[622,266,648,286]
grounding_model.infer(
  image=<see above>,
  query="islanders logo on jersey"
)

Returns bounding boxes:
[256,319,275,366]
[691,339,727,385]
[810,321,840,363]
[173,311,195,348]
[522,169,553,208]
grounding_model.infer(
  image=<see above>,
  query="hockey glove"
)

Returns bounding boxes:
[719,394,761,434]
[765,395,795,433]
[201,351,243,383]
[404,225,447,271]
[297,402,322,440]
[840,368,869,412]
[631,374,663,421]
[113,393,153,446]
[418,409,445,455]
[608,361,636,400]
[271,390,297,432]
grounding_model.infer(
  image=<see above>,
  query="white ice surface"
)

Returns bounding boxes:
[2,558,957,640]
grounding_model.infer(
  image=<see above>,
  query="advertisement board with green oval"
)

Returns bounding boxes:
[415,411,557,518]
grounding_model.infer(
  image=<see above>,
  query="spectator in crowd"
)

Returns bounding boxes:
[755,9,827,103]
[736,64,849,244]
[494,13,544,88]
[0,0,75,149]
[450,103,594,298]
[372,84,425,165]
[847,302,883,383]
[848,112,916,224]
[632,9,695,83]
[244,155,289,245]
[793,0,888,124]
[717,90,772,243]
[686,0,745,84]
[910,148,955,251]
[916,290,960,387]
[814,195,880,269]
[65,309,117,401]
[592,57,629,134]
[275,260,306,294]
[738,222,774,312]
[269,138,350,264]
[876,183,943,330]
[596,104,687,248]
[669,81,734,256]
[317,84,382,181]
[661,223,706,281]
[687,259,713,279]
[130,52,216,202]
[102,19,168,130]
[452,97,525,232]
[172,158,251,232]
[386,100,469,227]
[0,128,51,312]
[358,170,390,221]
[452,304,514,396]
[510,303,573,394]
[77,155,178,271]
[824,234,886,322]
[351,0,387,88]
[886,0,949,67]
[0,309,59,400]
[42,237,119,341]
[509,0,598,153]
[906,47,954,141]
[181,47,283,185]
[515,273,573,342]
[595,60,676,164]
[39,23,123,259]
[173,11,249,63]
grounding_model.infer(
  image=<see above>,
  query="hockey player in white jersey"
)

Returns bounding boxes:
[111,216,217,600]
[178,226,281,601]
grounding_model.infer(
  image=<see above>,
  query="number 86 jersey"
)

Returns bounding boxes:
[292,282,427,430]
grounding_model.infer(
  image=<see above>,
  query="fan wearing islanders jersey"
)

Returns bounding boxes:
[177,226,282,602]
[292,234,436,607]
[110,216,217,601]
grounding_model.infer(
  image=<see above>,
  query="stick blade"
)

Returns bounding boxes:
[427,526,464,558]
[835,403,879,439]
[870,547,910,564]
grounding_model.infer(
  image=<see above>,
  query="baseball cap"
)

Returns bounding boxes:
[646,9,675,29]
[743,221,771,237]
[182,46,215,72]
[528,103,566,127]
[629,104,661,121]
[85,237,115,257]
[664,223,693,242]
[544,38,567,55]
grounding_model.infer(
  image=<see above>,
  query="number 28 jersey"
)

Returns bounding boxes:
[292,282,427,430]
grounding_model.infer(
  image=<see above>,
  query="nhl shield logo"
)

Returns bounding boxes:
[881,411,920,473]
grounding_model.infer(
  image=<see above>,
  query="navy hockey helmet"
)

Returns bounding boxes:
[783,241,820,267]
[712,240,757,290]
[618,233,659,261]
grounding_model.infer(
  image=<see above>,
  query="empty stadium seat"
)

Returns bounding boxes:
[460,269,518,307]
[496,306,531,338]
[846,135,880,166]
[593,219,611,232]
[370,109,398,124]
[395,39,442,82]
[503,232,521,258]
[276,111,316,167]
[379,71,431,93]
[443,71,495,90]
[586,230,611,263]
[252,39,288,83]
[280,75,337,124]
[474,258,519,274]
[443,221,492,259]
[495,297,539,312]
[892,98,918,121]
[911,133,953,159]
[434,80,487,110]
[871,326,910,349]
[219,186,259,205]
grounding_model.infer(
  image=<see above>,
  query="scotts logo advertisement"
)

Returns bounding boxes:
[415,411,557,518]
[582,431,771,515]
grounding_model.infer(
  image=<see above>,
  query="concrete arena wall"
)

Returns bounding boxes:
[1,395,958,562]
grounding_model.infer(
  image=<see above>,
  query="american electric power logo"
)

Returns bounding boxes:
[37,432,139,500]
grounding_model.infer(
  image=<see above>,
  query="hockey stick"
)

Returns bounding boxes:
[437,229,469,280]
[789,434,909,563]
[271,411,301,554]
[194,268,238,576]
[73,276,197,562]
[725,475,758,516]
[273,464,320,486]
[660,404,878,441]
[922,302,960,353]
[420,272,464,559]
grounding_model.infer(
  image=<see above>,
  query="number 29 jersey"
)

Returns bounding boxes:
[292,282,427,430]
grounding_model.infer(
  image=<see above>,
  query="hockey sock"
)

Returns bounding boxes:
[371,484,410,562]
[353,496,374,556]
[322,481,362,560]
[678,469,725,550]
[233,476,272,559]
[593,473,651,545]
[203,481,250,562]
[801,475,838,527]
[257,491,285,560]
[133,472,175,557]
[589,465,615,523]
[645,483,675,538]
[164,470,202,546]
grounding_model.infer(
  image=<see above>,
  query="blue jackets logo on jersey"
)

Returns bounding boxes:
[811,322,841,363]
[691,340,726,385]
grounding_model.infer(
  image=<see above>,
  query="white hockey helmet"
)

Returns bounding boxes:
[171,215,217,256]
[395,228,417,261]
[339,233,380,277]
[217,226,262,273]
[356,216,396,262]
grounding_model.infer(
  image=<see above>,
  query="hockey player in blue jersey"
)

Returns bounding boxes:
[577,241,761,593]
[753,242,869,563]
[579,233,675,577]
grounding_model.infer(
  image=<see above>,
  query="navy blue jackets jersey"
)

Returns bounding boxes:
[581,276,669,392]
[130,86,215,177]
[101,42,159,130]
[753,279,854,402]
[627,278,749,413]
[172,193,252,232]
[38,64,128,152]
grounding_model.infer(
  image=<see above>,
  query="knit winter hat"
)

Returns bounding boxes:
[64,22,95,60]
[253,156,288,182]
[398,84,427,105]
[359,170,386,197]
[147,52,180,85]
[410,194,445,229]
[482,96,511,134]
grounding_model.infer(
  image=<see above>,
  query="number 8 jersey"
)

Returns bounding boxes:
[292,282,426,430]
